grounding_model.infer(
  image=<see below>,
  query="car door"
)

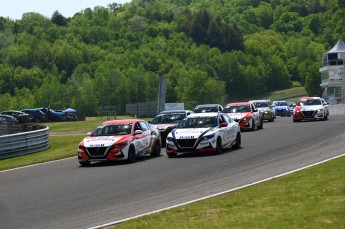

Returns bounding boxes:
[251,104,260,126]
[221,114,235,144]
[133,122,146,154]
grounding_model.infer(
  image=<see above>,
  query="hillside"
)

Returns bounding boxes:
[0,0,343,115]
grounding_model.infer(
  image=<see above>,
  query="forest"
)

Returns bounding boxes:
[0,0,344,116]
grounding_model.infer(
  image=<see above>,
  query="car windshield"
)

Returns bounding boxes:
[151,113,185,124]
[194,106,219,113]
[178,116,218,128]
[91,124,132,136]
[299,99,321,106]
[253,102,269,108]
[273,101,288,106]
[223,105,251,113]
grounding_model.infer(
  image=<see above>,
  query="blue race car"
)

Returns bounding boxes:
[271,100,291,117]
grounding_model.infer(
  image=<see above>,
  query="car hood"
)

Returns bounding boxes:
[274,106,289,110]
[83,136,128,147]
[295,105,324,112]
[152,123,177,131]
[171,128,214,139]
[226,112,250,119]
[257,107,270,112]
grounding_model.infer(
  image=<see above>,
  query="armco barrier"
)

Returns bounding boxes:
[0,126,49,160]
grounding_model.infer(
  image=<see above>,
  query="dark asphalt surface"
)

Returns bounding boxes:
[1,116,345,229]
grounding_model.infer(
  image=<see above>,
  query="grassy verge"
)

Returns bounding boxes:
[0,135,83,171]
[268,85,307,102]
[112,156,345,229]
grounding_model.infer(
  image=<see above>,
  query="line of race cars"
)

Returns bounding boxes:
[77,96,329,166]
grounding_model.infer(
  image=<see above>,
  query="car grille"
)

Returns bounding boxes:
[276,110,285,115]
[302,111,316,118]
[176,139,196,148]
[87,147,107,157]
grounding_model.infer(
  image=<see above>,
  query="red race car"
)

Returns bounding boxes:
[223,102,263,131]
[78,119,161,166]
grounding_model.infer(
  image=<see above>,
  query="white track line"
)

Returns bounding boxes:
[88,153,345,229]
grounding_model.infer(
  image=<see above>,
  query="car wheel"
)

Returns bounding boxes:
[232,132,241,149]
[257,118,263,129]
[324,112,328,121]
[79,161,90,167]
[216,137,222,154]
[293,119,299,122]
[251,119,255,131]
[150,139,161,157]
[127,146,136,163]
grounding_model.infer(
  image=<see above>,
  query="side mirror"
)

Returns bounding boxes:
[220,122,228,127]
[253,108,258,112]
[134,130,143,135]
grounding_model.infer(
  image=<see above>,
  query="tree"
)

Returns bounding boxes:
[51,11,67,26]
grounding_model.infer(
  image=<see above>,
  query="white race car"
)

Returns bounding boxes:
[293,97,329,122]
[166,112,241,157]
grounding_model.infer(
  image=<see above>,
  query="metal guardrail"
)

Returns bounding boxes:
[0,124,49,160]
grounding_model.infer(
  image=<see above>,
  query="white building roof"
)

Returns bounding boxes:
[328,40,345,53]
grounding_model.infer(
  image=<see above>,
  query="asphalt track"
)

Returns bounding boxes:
[1,116,345,229]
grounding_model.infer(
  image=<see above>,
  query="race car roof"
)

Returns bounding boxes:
[225,102,250,107]
[298,97,321,101]
[187,112,219,118]
[101,119,143,125]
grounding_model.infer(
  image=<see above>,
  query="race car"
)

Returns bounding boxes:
[249,100,275,122]
[166,112,241,157]
[193,104,223,113]
[223,102,263,131]
[150,110,194,146]
[271,100,291,117]
[78,119,161,166]
[293,97,329,122]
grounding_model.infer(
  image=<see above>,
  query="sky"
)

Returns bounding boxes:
[0,0,131,20]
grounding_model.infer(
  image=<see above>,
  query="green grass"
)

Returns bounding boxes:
[0,135,83,171]
[268,84,307,102]
[111,156,345,229]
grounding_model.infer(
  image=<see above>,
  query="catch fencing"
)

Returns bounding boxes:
[0,124,49,160]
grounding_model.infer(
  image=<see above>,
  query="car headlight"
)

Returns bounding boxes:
[318,109,324,112]
[203,133,215,140]
[167,136,174,141]
[111,141,128,149]
[78,145,85,150]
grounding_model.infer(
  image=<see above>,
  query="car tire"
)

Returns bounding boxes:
[79,161,90,167]
[251,119,255,131]
[150,139,161,157]
[257,118,263,129]
[216,137,222,154]
[233,132,241,149]
[293,119,299,122]
[127,146,136,163]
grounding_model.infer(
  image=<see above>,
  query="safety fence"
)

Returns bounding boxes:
[0,124,49,160]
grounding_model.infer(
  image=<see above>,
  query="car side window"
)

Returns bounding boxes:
[222,114,230,123]
[134,122,142,131]
[139,122,148,131]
